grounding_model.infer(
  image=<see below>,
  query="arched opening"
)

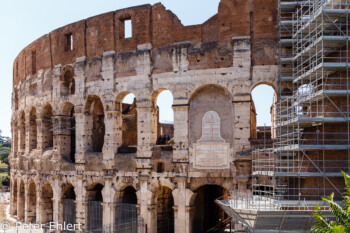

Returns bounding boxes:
[62,183,76,227]
[12,179,18,216]
[27,182,36,222]
[29,108,37,150]
[152,90,174,146]
[60,69,75,96]
[155,186,174,233]
[18,180,25,221]
[281,87,293,97]
[115,186,138,232]
[41,183,53,223]
[192,185,228,233]
[42,104,54,149]
[61,103,76,163]
[19,111,26,151]
[117,93,137,153]
[87,183,104,231]
[85,96,105,152]
[251,84,276,145]
[189,85,233,146]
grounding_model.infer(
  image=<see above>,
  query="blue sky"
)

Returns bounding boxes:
[0,0,274,137]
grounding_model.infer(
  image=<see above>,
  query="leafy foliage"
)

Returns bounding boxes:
[0,176,10,186]
[312,171,350,233]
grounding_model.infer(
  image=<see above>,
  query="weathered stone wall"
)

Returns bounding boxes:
[9,1,278,232]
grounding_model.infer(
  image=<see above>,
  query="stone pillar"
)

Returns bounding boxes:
[75,175,86,232]
[36,118,43,154]
[186,206,195,233]
[102,175,116,228]
[53,115,71,162]
[10,179,16,216]
[75,108,86,163]
[172,105,189,163]
[103,110,121,168]
[25,114,31,154]
[18,119,25,154]
[172,177,194,233]
[172,42,190,72]
[101,51,115,91]
[135,107,156,170]
[232,95,251,155]
[53,175,62,223]
[12,124,18,157]
[138,176,154,232]
[237,177,249,198]
[24,182,29,223]
[36,188,42,223]
[17,180,25,221]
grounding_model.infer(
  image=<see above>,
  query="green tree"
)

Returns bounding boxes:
[311,171,350,233]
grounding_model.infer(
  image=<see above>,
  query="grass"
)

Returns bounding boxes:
[0,163,7,168]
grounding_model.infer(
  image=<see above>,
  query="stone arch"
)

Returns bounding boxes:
[27,181,37,222]
[19,111,26,151]
[115,92,138,150]
[60,66,75,96]
[18,180,25,221]
[191,184,228,233]
[189,84,233,146]
[250,83,276,141]
[41,183,54,223]
[60,102,76,162]
[42,104,54,149]
[29,107,37,150]
[87,183,104,230]
[151,88,174,146]
[153,186,174,233]
[250,81,277,94]
[62,183,76,226]
[115,186,138,228]
[85,95,105,152]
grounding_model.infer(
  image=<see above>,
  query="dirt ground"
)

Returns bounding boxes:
[0,202,15,226]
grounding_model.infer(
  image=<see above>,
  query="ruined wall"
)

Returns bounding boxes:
[10,1,278,232]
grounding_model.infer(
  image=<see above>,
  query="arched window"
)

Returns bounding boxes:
[60,70,75,96]
[251,84,276,143]
[117,93,137,153]
[29,108,37,150]
[42,104,53,149]
[61,103,76,162]
[19,112,26,151]
[85,96,105,152]
[152,90,174,146]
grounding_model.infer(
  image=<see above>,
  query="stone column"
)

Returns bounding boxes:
[138,176,154,232]
[36,118,43,154]
[53,115,72,162]
[102,175,116,228]
[10,179,16,216]
[74,109,86,164]
[36,188,42,223]
[12,124,18,157]
[172,177,194,233]
[135,107,156,171]
[24,182,30,223]
[75,175,86,232]
[172,105,189,163]
[103,110,121,169]
[52,175,62,223]
[25,114,31,154]
[101,51,115,91]
[18,119,25,154]
[232,95,251,155]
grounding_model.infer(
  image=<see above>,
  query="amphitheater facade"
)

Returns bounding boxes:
[9,0,277,232]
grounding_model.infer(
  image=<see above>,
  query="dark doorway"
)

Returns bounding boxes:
[62,183,76,231]
[87,184,104,231]
[156,186,174,233]
[192,185,227,233]
[115,187,138,233]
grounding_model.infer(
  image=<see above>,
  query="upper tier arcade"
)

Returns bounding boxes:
[13,0,277,87]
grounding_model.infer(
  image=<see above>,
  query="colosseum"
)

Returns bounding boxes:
[9,0,278,232]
